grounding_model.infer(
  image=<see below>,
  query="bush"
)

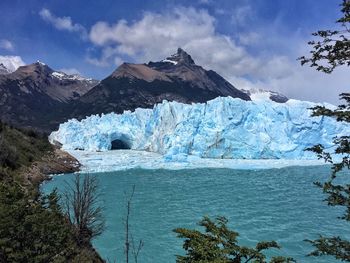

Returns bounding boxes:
[0,137,19,170]
[174,216,295,263]
[0,183,81,262]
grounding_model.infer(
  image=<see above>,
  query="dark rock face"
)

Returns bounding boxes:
[0,63,10,75]
[5,62,99,103]
[0,62,98,131]
[74,48,250,117]
[269,92,289,103]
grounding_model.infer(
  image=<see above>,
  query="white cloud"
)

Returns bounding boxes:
[88,8,262,76]
[114,56,123,66]
[84,6,350,104]
[0,55,25,72]
[0,39,14,51]
[198,0,212,5]
[86,57,109,67]
[231,5,253,26]
[86,46,120,67]
[238,32,261,45]
[39,8,87,39]
[228,60,349,104]
[214,8,227,15]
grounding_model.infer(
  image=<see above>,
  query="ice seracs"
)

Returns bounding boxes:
[49,96,350,160]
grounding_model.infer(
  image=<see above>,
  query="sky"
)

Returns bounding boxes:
[0,0,348,104]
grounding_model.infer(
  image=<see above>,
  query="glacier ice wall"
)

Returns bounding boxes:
[49,97,350,160]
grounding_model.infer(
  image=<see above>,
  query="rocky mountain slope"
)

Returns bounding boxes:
[0,48,292,133]
[73,48,250,118]
[0,63,11,74]
[0,62,98,131]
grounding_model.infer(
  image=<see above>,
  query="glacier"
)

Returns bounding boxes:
[49,96,349,161]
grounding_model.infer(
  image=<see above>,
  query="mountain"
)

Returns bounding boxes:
[0,62,98,131]
[6,62,98,102]
[241,89,288,103]
[1,49,292,133]
[73,48,250,118]
[0,63,11,75]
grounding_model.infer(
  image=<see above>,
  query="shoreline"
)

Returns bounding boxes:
[21,147,81,186]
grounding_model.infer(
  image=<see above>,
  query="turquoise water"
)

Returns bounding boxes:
[42,166,349,262]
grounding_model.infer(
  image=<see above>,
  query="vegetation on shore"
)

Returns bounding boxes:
[0,121,103,262]
[0,121,52,183]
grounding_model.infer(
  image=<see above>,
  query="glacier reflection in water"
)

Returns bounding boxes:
[42,166,349,263]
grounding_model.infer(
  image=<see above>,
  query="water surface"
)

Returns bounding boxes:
[42,166,349,262]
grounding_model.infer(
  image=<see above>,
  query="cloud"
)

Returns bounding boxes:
[238,32,261,45]
[228,59,350,104]
[89,8,256,75]
[231,5,253,26]
[86,46,120,67]
[88,7,290,80]
[39,8,87,39]
[86,6,350,103]
[86,57,109,67]
[198,0,212,5]
[0,39,14,51]
[0,55,25,72]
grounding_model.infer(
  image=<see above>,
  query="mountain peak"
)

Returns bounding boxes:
[36,60,46,66]
[111,63,171,82]
[15,61,53,75]
[164,48,195,65]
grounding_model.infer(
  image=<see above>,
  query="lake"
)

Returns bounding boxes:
[42,166,349,262]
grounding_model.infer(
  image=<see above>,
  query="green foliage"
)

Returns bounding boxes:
[300,1,350,261]
[0,136,19,170]
[0,122,104,262]
[307,236,350,261]
[304,93,350,261]
[299,0,350,73]
[0,121,53,178]
[0,180,79,262]
[174,216,295,263]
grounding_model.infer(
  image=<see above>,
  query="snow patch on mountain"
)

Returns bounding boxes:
[241,88,289,103]
[50,96,349,161]
[0,55,25,73]
[161,59,178,65]
[51,71,96,83]
[36,60,46,66]
[51,71,65,79]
